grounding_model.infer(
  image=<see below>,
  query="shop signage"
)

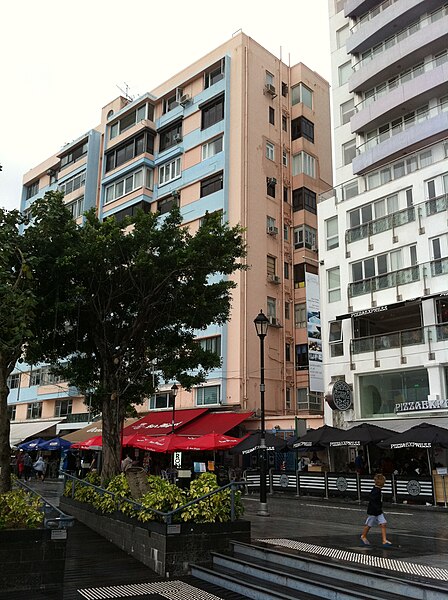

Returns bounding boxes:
[325,380,353,411]
[395,399,448,413]
[390,442,431,449]
[305,272,324,393]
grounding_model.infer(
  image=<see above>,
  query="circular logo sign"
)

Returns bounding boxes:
[326,380,353,411]
[336,476,348,492]
[279,474,289,488]
[407,480,421,496]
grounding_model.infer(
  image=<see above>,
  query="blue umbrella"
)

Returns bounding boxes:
[40,437,72,451]
[18,437,46,451]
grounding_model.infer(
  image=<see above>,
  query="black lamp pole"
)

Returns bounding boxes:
[254,310,270,517]
[170,384,179,434]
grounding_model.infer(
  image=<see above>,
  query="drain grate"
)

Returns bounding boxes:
[77,580,225,599]
[256,538,448,582]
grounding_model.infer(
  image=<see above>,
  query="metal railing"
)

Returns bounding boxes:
[346,206,415,244]
[349,264,421,297]
[426,192,448,216]
[15,479,75,529]
[351,322,448,355]
[62,472,244,525]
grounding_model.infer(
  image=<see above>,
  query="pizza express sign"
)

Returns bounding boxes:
[326,380,353,411]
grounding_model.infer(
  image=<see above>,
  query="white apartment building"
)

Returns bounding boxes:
[320,0,448,430]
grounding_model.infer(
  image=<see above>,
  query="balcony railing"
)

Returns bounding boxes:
[351,322,448,355]
[350,0,399,33]
[349,264,420,298]
[426,192,448,216]
[347,207,415,244]
[430,257,448,277]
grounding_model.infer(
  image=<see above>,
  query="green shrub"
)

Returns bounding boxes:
[181,472,244,523]
[138,475,186,523]
[96,474,136,517]
[0,489,43,530]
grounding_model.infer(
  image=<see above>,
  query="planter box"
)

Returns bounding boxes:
[60,497,250,577]
[0,527,66,597]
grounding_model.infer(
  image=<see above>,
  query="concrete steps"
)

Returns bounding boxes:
[190,540,448,600]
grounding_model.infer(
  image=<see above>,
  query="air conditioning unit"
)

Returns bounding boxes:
[267,177,277,186]
[264,83,277,97]
[179,94,191,106]
[268,274,281,284]
[173,133,182,143]
[311,244,318,253]
[267,226,278,236]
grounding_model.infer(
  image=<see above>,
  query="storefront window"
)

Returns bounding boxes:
[359,369,429,418]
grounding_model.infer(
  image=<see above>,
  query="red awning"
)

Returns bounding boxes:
[122,408,208,436]
[177,411,253,436]
[175,433,246,451]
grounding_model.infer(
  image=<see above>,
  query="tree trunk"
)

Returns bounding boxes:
[100,391,124,484]
[0,357,12,493]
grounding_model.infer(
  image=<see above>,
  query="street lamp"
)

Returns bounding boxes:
[254,309,270,517]
[170,384,179,434]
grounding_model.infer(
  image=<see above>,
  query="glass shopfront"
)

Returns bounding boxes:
[359,369,429,418]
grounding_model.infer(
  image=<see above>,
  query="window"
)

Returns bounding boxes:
[338,61,352,86]
[295,303,306,328]
[109,104,151,139]
[105,131,154,172]
[269,107,275,125]
[343,140,356,166]
[60,141,88,168]
[266,177,276,198]
[285,302,290,320]
[294,263,317,288]
[112,201,150,223]
[297,388,307,410]
[329,321,344,357]
[366,149,433,190]
[335,0,345,12]
[282,115,288,132]
[291,83,313,108]
[281,82,288,97]
[283,224,289,240]
[343,180,358,200]
[292,187,317,213]
[58,170,86,196]
[8,405,16,421]
[265,71,274,86]
[295,345,309,369]
[55,399,73,417]
[284,262,290,279]
[66,196,84,219]
[340,99,355,125]
[159,121,182,152]
[352,250,403,282]
[105,169,149,203]
[159,158,181,187]
[201,95,224,129]
[292,152,316,178]
[204,60,225,89]
[327,267,341,302]
[267,255,276,277]
[150,392,175,410]
[336,24,349,49]
[291,116,314,142]
[30,369,43,386]
[266,141,275,161]
[202,136,223,160]
[293,225,317,250]
[7,373,20,389]
[27,402,42,419]
[198,335,221,357]
[200,172,223,197]
[266,216,277,232]
[267,297,277,319]
[285,343,291,362]
[326,216,339,250]
[157,195,178,215]
[283,186,288,203]
[196,385,220,406]
[360,370,429,418]
[282,150,288,167]
[163,93,179,114]
[285,388,291,409]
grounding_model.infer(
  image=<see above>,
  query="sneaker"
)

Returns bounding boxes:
[382,541,392,547]
[360,537,370,546]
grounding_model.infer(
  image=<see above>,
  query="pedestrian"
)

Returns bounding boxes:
[354,449,365,475]
[121,454,133,472]
[33,455,46,481]
[360,473,392,547]
[17,450,25,479]
[23,452,34,481]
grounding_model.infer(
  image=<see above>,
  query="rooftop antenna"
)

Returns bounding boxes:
[116,82,134,102]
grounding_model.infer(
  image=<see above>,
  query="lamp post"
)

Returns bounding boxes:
[254,310,270,517]
[170,384,179,434]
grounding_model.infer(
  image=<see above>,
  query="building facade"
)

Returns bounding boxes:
[320,0,448,430]
[12,33,332,442]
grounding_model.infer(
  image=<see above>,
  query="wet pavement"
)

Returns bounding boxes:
[6,479,448,598]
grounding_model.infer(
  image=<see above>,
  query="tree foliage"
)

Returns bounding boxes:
[0,192,77,492]
[27,206,246,481]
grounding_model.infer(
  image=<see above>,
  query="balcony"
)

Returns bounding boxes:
[346,206,415,244]
[349,264,420,298]
[351,322,448,355]
[345,0,384,18]
[426,192,448,216]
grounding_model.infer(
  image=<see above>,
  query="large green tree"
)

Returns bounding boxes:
[27,207,246,481]
[0,193,78,492]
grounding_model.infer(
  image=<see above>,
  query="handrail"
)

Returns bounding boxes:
[15,479,75,529]
[62,472,244,525]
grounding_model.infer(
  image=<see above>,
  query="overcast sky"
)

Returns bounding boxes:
[0,0,330,211]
